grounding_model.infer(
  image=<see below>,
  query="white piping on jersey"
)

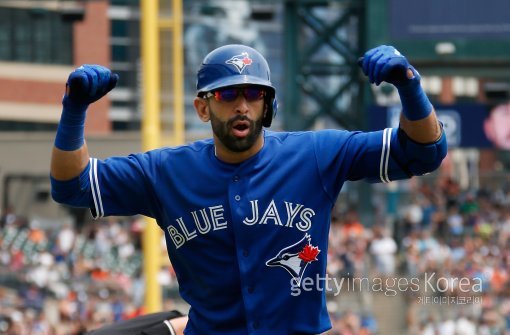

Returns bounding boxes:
[89,158,104,218]
[379,128,392,183]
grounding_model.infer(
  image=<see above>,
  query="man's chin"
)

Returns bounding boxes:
[226,142,253,153]
[223,136,256,153]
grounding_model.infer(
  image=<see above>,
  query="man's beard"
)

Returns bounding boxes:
[209,111,264,153]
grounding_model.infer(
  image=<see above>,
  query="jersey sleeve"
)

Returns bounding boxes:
[314,127,439,198]
[88,151,160,219]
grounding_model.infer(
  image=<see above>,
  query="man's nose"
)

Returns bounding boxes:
[235,97,250,114]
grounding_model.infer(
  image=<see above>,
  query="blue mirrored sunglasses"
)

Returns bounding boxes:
[204,87,266,102]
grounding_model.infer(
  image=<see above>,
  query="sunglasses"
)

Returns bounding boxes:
[204,87,266,102]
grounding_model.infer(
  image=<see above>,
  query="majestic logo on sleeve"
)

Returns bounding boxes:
[226,52,253,73]
[266,234,320,286]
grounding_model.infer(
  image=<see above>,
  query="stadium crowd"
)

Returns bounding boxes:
[0,214,165,334]
[0,176,509,334]
[327,176,510,335]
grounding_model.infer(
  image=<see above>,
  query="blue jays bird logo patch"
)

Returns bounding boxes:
[226,52,253,73]
[266,234,320,286]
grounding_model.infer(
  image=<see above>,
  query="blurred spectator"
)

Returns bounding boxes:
[341,209,365,240]
[401,197,423,235]
[455,314,477,335]
[437,318,455,335]
[369,226,397,276]
[57,222,76,257]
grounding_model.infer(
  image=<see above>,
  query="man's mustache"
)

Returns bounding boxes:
[227,115,252,127]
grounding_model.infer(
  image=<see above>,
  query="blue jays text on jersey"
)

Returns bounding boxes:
[167,198,316,249]
[51,128,446,335]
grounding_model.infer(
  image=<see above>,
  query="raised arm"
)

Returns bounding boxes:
[359,45,442,143]
[50,65,118,180]
[355,45,447,180]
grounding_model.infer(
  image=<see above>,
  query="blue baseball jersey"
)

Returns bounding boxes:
[59,128,438,334]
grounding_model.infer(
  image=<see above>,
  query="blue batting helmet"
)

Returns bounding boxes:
[196,44,277,127]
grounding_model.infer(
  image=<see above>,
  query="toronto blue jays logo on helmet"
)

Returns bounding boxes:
[266,234,320,286]
[225,52,253,74]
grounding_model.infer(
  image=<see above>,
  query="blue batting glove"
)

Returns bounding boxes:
[359,45,418,87]
[63,64,118,108]
[358,46,433,121]
[55,65,118,151]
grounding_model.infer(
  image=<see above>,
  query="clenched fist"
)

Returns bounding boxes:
[64,64,119,106]
[358,45,419,87]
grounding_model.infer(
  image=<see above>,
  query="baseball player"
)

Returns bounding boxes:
[51,44,447,334]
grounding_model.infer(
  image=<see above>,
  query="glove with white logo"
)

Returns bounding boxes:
[358,45,432,121]
[359,45,419,87]
[64,64,118,107]
[55,65,118,151]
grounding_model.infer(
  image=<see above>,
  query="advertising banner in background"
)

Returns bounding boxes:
[368,103,510,149]
[389,0,510,40]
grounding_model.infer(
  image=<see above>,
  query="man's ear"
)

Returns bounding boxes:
[194,97,210,122]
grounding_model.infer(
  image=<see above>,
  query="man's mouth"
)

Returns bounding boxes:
[231,120,250,138]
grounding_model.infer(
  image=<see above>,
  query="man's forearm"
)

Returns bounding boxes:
[399,110,442,144]
[50,65,117,181]
[51,143,90,180]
